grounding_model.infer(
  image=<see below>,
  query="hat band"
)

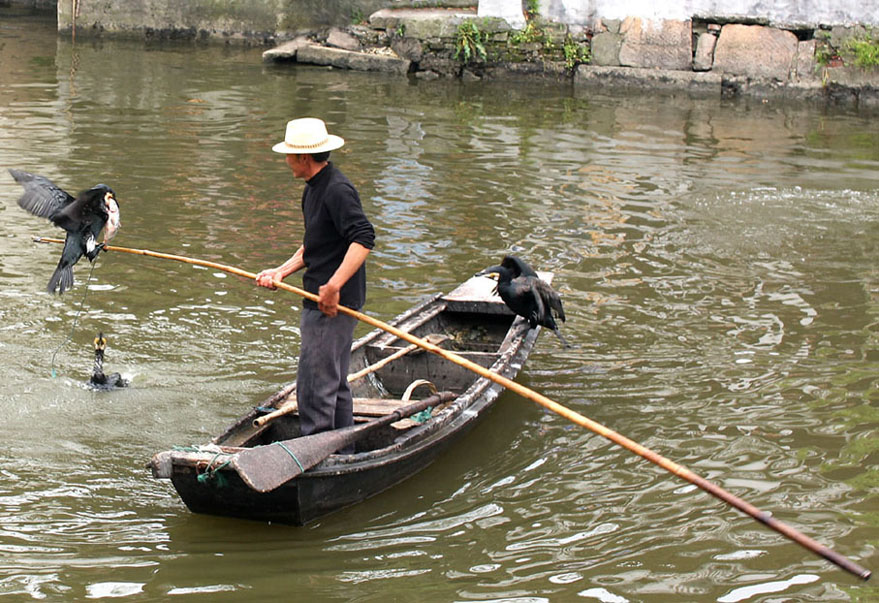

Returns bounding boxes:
[284,137,330,150]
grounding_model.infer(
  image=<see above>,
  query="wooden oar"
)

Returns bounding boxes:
[232,391,456,492]
[32,237,872,580]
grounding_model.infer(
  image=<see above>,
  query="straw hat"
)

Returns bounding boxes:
[272,117,345,154]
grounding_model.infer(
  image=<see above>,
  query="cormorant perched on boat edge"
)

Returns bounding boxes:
[478,255,570,347]
[9,169,121,294]
[88,332,128,390]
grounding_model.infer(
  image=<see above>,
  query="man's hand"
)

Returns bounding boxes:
[255,268,281,289]
[318,282,341,317]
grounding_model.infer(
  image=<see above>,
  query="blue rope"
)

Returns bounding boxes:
[196,451,232,487]
[274,441,305,473]
[411,408,433,423]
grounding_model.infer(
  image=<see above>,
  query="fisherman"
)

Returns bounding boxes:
[255,118,375,445]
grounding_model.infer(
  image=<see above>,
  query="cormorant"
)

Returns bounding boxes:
[88,332,128,390]
[478,255,570,347]
[9,169,121,294]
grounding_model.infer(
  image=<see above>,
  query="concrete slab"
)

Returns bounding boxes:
[296,45,411,75]
[369,8,476,31]
[262,37,310,61]
[575,65,722,97]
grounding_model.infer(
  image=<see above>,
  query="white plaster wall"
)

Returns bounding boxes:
[482,0,879,27]
[478,0,526,29]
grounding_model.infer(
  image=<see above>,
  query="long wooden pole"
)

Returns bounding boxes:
[33,237,871,580]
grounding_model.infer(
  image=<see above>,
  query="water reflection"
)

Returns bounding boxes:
[0,7,877,602]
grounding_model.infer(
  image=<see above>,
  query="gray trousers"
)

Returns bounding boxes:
[297,308,357,439]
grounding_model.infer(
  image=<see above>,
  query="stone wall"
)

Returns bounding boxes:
[260,7,877,112]
[55,0,470,41]
[43,0,879,110]
[5,0,55,9]
[479,0,879,29]
[578,17,877,106]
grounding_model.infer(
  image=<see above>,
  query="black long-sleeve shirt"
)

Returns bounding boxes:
[301,162,375,310]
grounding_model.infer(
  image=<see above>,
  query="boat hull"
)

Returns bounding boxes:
[151,274,544,524]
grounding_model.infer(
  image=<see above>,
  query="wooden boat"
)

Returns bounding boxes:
[149,273,548,525]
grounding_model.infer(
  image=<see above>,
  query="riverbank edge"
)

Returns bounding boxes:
[259,9,879,113]
[47,0,879,113]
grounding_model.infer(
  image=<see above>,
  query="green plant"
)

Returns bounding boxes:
[510,21,547,46]
[350,8,365,25]
[454,22,487,63]
[563,36,590,69]
[395,22,406,37]
[843,30,879,68]
[813,30,834,67]
[814,43,835,67]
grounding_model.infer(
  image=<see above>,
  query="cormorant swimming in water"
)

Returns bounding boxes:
[478,255,570,347]
[9,169,121,294]
[88,332,128,390]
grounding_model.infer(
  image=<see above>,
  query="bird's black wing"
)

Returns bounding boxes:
[9,169,75,220]
[527,279,549,327]
[507,276,547,328]
[533,278,565,323]
[52,197,98,232]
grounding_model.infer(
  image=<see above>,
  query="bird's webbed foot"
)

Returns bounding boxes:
[86,243,106,261]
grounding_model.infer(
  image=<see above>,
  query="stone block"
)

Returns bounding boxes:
[603,19,622,35]
[793,39,820,83]
[369,8,477,40]
[575,65,721,97]
[713,24,798,81]
[415,70,441,80]
[830,25,868,51]
[296,45,411,75]
[262,36,310,62]
[619,18,692,71]
[326,29,361,51]
[591,32,622,67]
[392,37,424,62]
[693,32,717,72]
[419,55,460,77]
[401,17,463,40]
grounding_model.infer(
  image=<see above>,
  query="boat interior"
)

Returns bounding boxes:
[212,274,533,452]
[217,298,518,453]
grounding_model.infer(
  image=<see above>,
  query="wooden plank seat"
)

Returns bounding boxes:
[261,396,451,428]
[354,397,416,417]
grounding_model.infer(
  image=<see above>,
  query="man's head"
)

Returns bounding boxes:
[274,118,344,180]
[273,117,344,156]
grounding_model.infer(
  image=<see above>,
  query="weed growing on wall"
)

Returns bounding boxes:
[843,29,879,68]
[455,22,487,63]
[814,27,878,70]
[563,35,591,69]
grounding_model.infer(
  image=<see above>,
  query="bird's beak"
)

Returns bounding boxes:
[104,193,121,242]
[94,333,107,351]
[476,268,501,280]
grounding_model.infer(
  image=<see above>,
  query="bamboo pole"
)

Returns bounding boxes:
[32,237,871,580]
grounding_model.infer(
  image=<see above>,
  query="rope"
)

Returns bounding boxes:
[274,441,305,473]
[50,258,99,378]
[196,451,232,488]
[172,445,234,488]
